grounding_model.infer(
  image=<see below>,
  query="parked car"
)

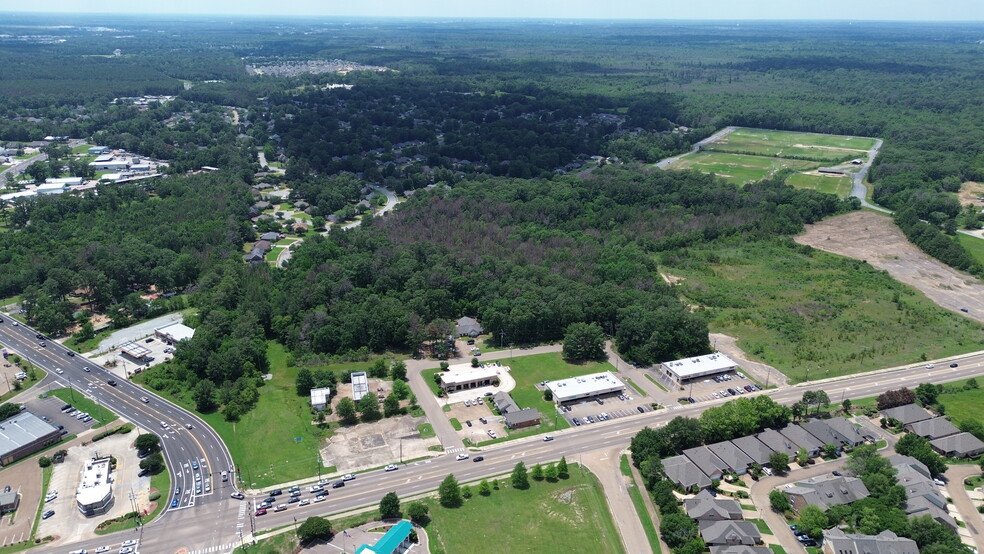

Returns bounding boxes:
[637,406,645,413]
[42,509,54,519]
[171,499,179,508]
[465,420,472,427]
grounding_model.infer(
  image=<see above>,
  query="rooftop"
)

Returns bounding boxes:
[546,371,625,401]
[439,366,500,388]
[661,352,737,379]
[310,387,331,406]
[155,322,195,342]
[351,371,370,401]
[0,412,60,457]
[880,403,933,425]
[76,457,113,506]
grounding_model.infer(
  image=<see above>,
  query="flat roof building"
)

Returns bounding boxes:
[660,352,738,385]
[0,490,18,513]
[351,371,370,401]
[355,520,413,554]
[155,322,195,343]
[119,341,152,361]
[76,457,113,516]
[546,371,625,404]
[439,365,499,394]
[0,412,62,466]
[310,387,332,411]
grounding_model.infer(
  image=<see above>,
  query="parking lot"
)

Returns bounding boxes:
[445,400,508,445]
[24,392,100,436]
[560,391,655,427]
[680,371,763,404]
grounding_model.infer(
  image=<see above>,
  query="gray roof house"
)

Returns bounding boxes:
[663,455,711,490]
[503,408,541,429]
[243,249,264,263]
[456,316,483,337]
[888,454,931,479]
[880,403,933,426]
[800,417,865,448]
[756,428,799,459]
[778,424,824,457]
[699,520,761,546]
[905,417,960,440]
[259,231,281,241]
[823,416,869,446]
[492,391,519,414]
[709,547,772,554]
[683,446,730,480]
[707,441,754,475]
[930,432,984,458]
[684,490,742,521]
[784,474,869,512]
[823,529,918,554]
[731,435,774,465]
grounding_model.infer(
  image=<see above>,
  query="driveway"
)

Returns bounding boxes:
[849,138,888,212]
[92,313,186,355]
[581,447,651,554]
[944,464,984,552]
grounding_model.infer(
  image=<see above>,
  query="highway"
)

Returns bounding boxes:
[5,310,984,553]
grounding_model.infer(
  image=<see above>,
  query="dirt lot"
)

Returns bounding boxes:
[321,414,438,472]
[795,210,984,322]
[0,457,42,548]
[958,181,984,206]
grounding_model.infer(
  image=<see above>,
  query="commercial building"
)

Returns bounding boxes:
[44,177,84,186]
[0,490,19,513]
[660,352,738,386]
[36,182,68,195]
[88,146,110,155]
[155,322,196,343]
[503,408,541,429]
[438,365,499,394]
[0,412,62,466]
[119,341,153,362]
[355,520,414,554]
[351,371,370,401]
[76,457,113,516]
[545,371,625,405]
[310,387,332,411]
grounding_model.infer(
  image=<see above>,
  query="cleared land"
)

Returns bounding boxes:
[423,466,624,554]
[662,226,984,382]
[665,127,874,187]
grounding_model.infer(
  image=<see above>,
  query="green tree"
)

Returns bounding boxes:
[336,397,359,425]
[135,433,160,454]
[802,390,830,416]
[0,404,22,420]
[390,360,408,382]
[358,392,382,422]
[659,512,699,548]
[798,505,828,540]
[296,368,315,396]
[531,463,544,481]
[392,379,411,400]
[512,461,530,490]
[74,320,95,342]
[439,474,462,508]
[822,443,840,459]
[38,456,52,468]
[479,479,491,496]
[914,383,942,407]
[406,501,429,524]
[562,322,606,361]
[379,492,401,519]
[193,379,217,412]
[769,489,790,512]
[545,463,558,481]
[557,456,569,479]
[139,452,165,474]
[383,393,402,417]
[25,161,49,183]
[769,451,790,474]
[297,516,333,543]
[842,398,852,413]
[797,447,810,466]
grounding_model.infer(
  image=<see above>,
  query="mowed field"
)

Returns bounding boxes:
[665,127,876,188]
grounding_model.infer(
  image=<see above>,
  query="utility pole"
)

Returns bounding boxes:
[765,367,772,389]
[499,329,504,349]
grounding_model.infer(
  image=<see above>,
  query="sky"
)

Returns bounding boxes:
[4,0,984,21]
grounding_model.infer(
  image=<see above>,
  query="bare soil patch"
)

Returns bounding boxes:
[795,211,984,322]
[958,181,984,207]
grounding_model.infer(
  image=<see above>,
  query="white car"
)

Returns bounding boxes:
[318,479,329,486]
[121,540,138,548]
[120,548,134,554]
[309,485,323,493]
[299,499,310,506]
[342,473,355,481]
[456,454,469,461]
[384,464,398,472]
[93,547,110,553]
[543,435,554,441]
[55,368,63,374]
[314,495,327,503]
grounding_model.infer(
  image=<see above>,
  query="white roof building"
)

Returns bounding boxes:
[0,190,37,203]
[310,387,332,411]
[35,182,68,195]
[351,371,369,401]
[660,352,738,384]
[155,322,195,343]
[439,365,500,393]
[76,457,113,516]
[546,371,625,404]
[45,177,84,186]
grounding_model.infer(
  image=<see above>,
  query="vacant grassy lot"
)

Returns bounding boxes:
[668,151,819,185]
[48,388,117,429]
[938,384,984,430]
[661,238,984,382]
[706,128,874,161]
[784,173,853,198]
[424,466,624,554]
[956,233,984,268]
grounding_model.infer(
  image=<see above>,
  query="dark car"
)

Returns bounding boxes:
[465,420,472,427]
[42,510,55,519]
[269,489,282,496]
[107,379,117,386]
[60,403,71,411]
[832,470,842,476]
[637,406,645,413]
[473,456,485,462]
[332,481,345,488]
[961,307,969,313]
[138,469,150,477]
[951,363,959,368]
[288,496,300,503]
[66,351,75,357]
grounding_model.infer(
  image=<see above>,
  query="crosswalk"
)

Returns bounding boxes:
[189,541,238,554]
[445,446,466,454]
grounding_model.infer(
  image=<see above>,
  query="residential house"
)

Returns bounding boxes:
[663,455,711,490]
[905,417,960,440]
[503,408,540,429]
[243,249,264,263]
[887,455,931,479]
[707,441,754,475]
[880,404,933,426]
[683,446,730,480]
[492,391,519,414]
[684,490,742,521]
[731,435,775,466]
[800,417,865,448]
[259,231,281,242]
[784,474,869,512]
[756,428,799,459]
[930,432,984,458]
[822,529,918,554]
[456,316,483,337]
[779,424,824,457]
[823,417,870,446]
[710,547,771,554]
[699,520,761,546]
[253,240,272,252]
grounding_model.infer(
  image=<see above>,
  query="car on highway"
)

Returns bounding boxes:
[93,547,110,553]
[82,366,89,371]
[39,342,46,347]
[473,456,485,462]
[66,351,75,357]
[299,499,310,506]
[171,499,178,508]
[961,307,969,313]
[161,421,168,428]
[55,367,63,374]
[332,481,345,488]
[314,495,327,503]
[121,540,138,548]
[41,509,54,519]
[342,473,356,481]
[185,423,193,429]
[456,454,469,461]
[384,464,398,472]
[254,508,267,516]
[288,496,300,503]
[274,504,287,512]
[107,379,116,386]
[230,492,245,500]
[951,363,959,368]
[289,489,300,497]
[120,547,134,554]
[269,489,282,496]
[192,460,199,470]
[543,435,554,441]
[309,485,324,493]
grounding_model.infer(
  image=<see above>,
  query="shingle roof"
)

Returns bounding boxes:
[699,520,761,546]
[684,490,742,521]
[492,391,519,414]
[880,403,933,425]
[503,408,540,428]
[823,529,918,554]
[731,435,774,465]
[906,417,960,440]
[683,446,730,479]
[930,432,984,457]
[663,455,711,490]
[709,547,772,554]
[785,474,869,511]
[823,417,867,445]
[707,441,753,473]
[756,428,799,457]
[778,424,824,453]
[455,316,483,337]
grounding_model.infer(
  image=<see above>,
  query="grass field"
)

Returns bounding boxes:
[662,238,984,381]
[705,128,875,161]
[668,151,819,185]
[784,173,853,198]
[937,384,984,429]
[48,388,118,429]
[424,465,624,554]
[956,233,984,268]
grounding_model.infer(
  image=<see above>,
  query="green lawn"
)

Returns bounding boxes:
[748,518,773,535]
[667,151,819,185]
[784,173,853,198]
[620,455,662,553]
[706,128,875,160]
[938,384,984,430]
[423,466,624,554]
[418,423,436,438]
[956,233,984,268]
[770,546,788,554]
[134,342,334,488]
[449,418,462,431]
[420,368,445,397]
[662,238,984,382]
[48,388,117,429]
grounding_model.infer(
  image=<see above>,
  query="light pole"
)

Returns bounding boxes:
[765,366,772,389]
